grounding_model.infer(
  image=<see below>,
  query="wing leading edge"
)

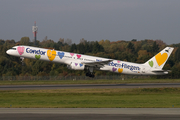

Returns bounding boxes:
[81,59,113,67]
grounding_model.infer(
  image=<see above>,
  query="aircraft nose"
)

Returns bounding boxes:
[6,50,11,55]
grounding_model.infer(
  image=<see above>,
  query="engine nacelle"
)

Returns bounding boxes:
[67,62,85,70]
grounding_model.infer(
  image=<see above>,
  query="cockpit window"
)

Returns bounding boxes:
[11,48,16,50]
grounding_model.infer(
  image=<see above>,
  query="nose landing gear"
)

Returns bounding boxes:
[20,57,25,66]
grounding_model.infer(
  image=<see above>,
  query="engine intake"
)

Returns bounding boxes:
[67,62,85,70]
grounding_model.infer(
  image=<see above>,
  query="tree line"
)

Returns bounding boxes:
[1,37,180,78]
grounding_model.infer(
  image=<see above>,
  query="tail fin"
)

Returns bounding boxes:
[143,47,174,69]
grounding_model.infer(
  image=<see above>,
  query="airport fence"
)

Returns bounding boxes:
[0,75,151,81]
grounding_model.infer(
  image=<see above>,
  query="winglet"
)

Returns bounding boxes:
[143,47,174,69]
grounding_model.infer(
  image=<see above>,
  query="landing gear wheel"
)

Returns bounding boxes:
[86,72,95,78]
[20,57,25,66]
[86,73,90,76]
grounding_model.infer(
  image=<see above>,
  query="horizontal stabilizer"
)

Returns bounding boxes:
[151,69,169,74]
[151,69,165,72]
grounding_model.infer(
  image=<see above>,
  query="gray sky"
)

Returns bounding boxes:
[0,0,180,45]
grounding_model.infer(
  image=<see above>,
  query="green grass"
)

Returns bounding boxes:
[0,79,180,85]
[0,88,180,108]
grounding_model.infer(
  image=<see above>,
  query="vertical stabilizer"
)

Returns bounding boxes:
[143,47,174,69]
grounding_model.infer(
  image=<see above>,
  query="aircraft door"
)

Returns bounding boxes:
[142,68,146,73]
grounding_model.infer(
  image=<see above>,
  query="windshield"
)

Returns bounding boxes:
[11,48,16,50]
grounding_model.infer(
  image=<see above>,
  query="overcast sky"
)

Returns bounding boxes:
[0,0,180,45]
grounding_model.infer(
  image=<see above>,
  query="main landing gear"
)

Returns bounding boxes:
[85,66,95,78]
[86,72,95,78]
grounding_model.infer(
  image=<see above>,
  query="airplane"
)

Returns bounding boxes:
[6,45,174,77]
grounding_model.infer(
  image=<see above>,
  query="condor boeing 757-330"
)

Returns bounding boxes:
[6,46,173,77]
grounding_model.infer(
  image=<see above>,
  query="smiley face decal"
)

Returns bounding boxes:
[47,50,56,61]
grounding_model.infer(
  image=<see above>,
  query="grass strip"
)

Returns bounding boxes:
[0,88,180,108]
[0,79,180,85]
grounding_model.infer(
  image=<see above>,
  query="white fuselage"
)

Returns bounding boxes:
[6,45,169,75]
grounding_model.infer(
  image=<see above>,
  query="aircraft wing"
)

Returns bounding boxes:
[81,59,113,67]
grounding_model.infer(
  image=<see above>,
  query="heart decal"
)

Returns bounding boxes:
[77,54,81,59]
[117,61,120,63]
[35,55,41,60]
[118,68,123,73]
[155,53,168,66]
[75,63,78,66]
[70,53,74,56]
[47,50,56,61]
[148,61,153,67]
[112,67,117,72]
[79,63,83,67]
[58,52,64,59]
[17,46,25,55]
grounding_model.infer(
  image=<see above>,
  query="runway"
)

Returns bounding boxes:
[1,108,180,114]
[0,83,180,90]
[0,108,180,120]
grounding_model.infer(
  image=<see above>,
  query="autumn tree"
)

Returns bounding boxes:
[175,46,180,62]
[65,38,72,45]
[92,41,104,54]
[20,37,31,45]
[137,50,149,63]
[152,41,159,53]
[127,42,135,53]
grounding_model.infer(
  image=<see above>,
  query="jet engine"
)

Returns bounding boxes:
[67,62,85,70]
